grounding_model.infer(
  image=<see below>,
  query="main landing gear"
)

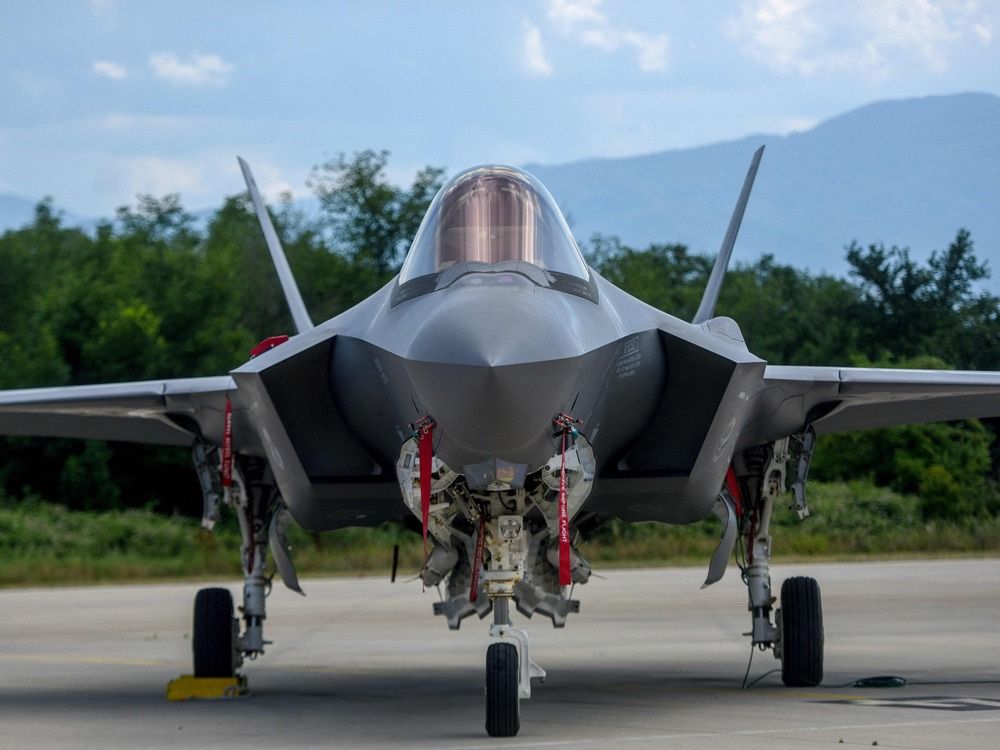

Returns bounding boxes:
[189,451,302,682]
[734,435,824,687]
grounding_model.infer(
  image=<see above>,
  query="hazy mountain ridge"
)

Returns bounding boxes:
[525,92,1000,279]
[3,93,998,284]
[0,193,94,232]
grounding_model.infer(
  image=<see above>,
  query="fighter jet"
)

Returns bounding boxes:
[2,150,999,737]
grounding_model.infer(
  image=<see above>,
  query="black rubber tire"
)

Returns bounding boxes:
[485,642,520,737]
[193,587,236,678]
[780,576,824,687]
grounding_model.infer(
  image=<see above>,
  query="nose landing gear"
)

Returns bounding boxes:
[485,597,546,737]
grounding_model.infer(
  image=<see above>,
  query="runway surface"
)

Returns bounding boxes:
[0,559,998,749]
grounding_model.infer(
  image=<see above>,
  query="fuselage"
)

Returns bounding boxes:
[233,165,766,533]
[330,267,669,489]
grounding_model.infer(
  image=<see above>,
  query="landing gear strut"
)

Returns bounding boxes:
[190,456,280,677]
[738,437,824,687]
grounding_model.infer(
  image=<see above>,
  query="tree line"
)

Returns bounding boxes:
[1,151,997,521]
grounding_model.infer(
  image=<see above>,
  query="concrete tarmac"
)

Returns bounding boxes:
[0,559,998,749]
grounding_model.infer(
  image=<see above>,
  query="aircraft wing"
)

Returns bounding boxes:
[742,365,1000,446]
[0,376,241,448]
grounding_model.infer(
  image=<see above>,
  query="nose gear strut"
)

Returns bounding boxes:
[394,413,593,737]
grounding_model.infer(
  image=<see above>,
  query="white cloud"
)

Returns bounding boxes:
[728,0,997,76]
[119,155,204,196]
[546,0,669,72]
[149,52,234,87]
[777,115,819,133]
[549,0,604,27]
[92,60,128,80]
[523,22,554,76]
[253,162,295,202]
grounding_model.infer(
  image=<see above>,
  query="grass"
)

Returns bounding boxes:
[1,480,999,587]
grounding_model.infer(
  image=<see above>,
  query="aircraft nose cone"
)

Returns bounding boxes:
[404,286,583,367]
[403,287,584,472]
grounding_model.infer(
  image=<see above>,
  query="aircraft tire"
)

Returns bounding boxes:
[193,587,236,678]
[780,576,824,687]
[485,642,520,737]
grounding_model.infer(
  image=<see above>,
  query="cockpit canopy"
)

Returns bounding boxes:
[398,166,589,284]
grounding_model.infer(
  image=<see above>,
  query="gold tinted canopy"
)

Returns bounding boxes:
[399,166,589,283]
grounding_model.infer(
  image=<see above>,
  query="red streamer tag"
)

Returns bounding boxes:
[470,513,486,602]
[725,465,743,517]
[418,421,434,560]
[558,428,571,586]
[221,396,233,488]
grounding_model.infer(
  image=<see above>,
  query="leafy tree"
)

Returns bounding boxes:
[0,151,996,523]
[586,234,710,318]
[810,356,997,520]
[845,229,999,369]
[308,149,445,275]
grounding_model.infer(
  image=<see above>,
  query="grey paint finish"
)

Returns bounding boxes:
[1,160,999,533]
[742,365,1000,448]
[692,145,764,325]
[0,376,241,448]
[238,157,314,335]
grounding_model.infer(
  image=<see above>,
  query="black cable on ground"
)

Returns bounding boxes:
[740,644,756,689]
[744,667,781,689]
[742,667,909,690]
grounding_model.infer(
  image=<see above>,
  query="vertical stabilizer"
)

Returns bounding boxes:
[237,157,314,335]
[692,146,764,325]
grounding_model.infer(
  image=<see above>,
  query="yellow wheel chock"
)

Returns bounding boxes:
[166,674,248,701]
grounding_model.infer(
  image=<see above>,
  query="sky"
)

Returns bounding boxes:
[2,0,999,216]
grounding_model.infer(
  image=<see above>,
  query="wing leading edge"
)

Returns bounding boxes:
[742,365,1000,447]
[0,376,244,448]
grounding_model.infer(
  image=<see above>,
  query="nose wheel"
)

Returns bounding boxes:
[486,642,520,736]
[484,596,546,737]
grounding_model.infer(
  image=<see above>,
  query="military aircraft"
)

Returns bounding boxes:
[2,150,999,737]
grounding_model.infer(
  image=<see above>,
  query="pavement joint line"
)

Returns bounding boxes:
[784,691,866,700]
[0,653,169,667]
[444,716,1000,750]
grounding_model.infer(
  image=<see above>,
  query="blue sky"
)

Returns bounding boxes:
[3,0,999,215]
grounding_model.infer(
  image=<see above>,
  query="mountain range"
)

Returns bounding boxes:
[2,92,998,285]
[527,92,1000,281]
